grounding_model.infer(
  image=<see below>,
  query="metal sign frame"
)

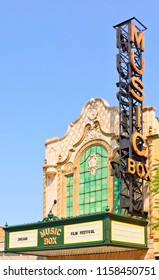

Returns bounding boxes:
[113,17,149,215]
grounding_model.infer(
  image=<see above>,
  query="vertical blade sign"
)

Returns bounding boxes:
[113,18,149,214]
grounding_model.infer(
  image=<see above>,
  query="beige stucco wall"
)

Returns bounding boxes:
[0,227,4,255]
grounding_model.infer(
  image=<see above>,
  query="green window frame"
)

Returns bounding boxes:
[114,176,120,213]
[114,177,124,214]
[66,174,74,217]
[79,145,108,215]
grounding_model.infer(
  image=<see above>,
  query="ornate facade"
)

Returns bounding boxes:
[42,97,159,259]
[43,98,119,218]
[2,97,159,260]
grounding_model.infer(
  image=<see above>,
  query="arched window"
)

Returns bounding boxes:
[79,145,108,215]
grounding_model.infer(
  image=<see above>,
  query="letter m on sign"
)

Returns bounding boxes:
[130,23,144,51]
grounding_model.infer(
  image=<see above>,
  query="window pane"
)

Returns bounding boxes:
[90,192,95,202]
[96,202,101,212]
[79,205,84,215]
[90,204,95,213]
[80,173,85,183]
[80,194,84,204]
[96,169,101,179]
[79,183,85,194]
[96,191,102,201]
[85,204,89,213]
[102,205,106,211]
[90,183,95,192]
[85,193,89,203]
[91,146,96,153]
[96,180,101,190]
[102,189,107,196]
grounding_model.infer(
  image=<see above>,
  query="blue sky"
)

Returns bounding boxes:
[0,0,158,226]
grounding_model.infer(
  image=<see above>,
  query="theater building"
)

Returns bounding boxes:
[1,17,159,260]
[2,97,159,260]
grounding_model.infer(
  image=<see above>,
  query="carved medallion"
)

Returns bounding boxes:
[88,108,98,120]
[88,153,98,174]
[64,162,74,173]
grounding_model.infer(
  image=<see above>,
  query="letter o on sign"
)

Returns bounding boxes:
[136,162,145,177]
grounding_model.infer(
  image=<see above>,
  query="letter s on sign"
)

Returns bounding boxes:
[131,76,144,102]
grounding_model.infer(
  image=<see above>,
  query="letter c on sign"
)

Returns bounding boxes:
[131,132,146,157]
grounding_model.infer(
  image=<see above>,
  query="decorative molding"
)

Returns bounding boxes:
[74,139,112,165]
[63,162,76,174]
[88,153,98,174]
[88,98,98,120]
[84,122,101,142]
[56,121,115,166]
[57,149,73,166]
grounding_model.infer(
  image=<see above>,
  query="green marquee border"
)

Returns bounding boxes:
[4,212,148,253]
